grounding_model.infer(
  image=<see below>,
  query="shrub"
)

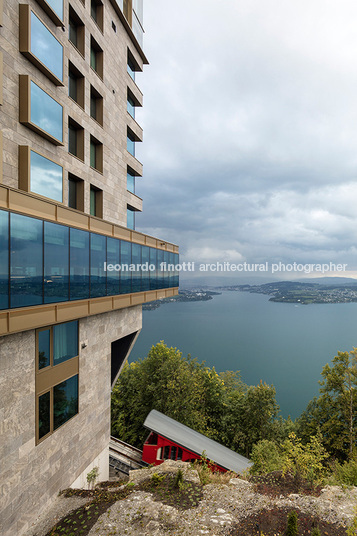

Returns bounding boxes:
[151,473,164,486]
[330,457,357,487]
[282,433,328,483]
[286,510,298,536]
[86,467,99,489]
[250,439,284,475]
[311,527,321,536]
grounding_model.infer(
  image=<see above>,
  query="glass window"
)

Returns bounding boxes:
[31,12,63,82]
[44,222,69,303]
[30,150,63,202]
[70,228,89,300]
[177,447,183,460]
[30,81,63,142]
[127,206,135,230]
[53,320,78,365]
[157,249,164,288]
[149,247,157,290]
[68,70,77,101]
[127,95,135,118]
[127,132,135,156]
[68,124,77,156]
[68,176,77,209]
[90,140,97,169]
[163,251,170,287]
[38,391,51,439]
[69,16,78,47]
[90,37,103,78]
[133,0,143,26]
[127,169,135,193]
[174,253,179,287]
[53,374,78,430]
[131,243,141,292]
[106,237,120,296]
[10,213,43,307]
[170,446,177,460]
[132,12,143,48]
[141,246,149,291]
[90,233,106,298]
[38,328,51,369]
[0,210,9,310]
[163,445,170,459]
[47,0,63,21]
[120,240,131,294]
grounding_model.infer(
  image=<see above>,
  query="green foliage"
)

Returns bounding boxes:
[174,469,184,489]
[328,456,357,486]
[282,432,328,483]
[286,510,298,536]
[297,348,357,461]
[86,467,99,489]
[111,342,281,455]
[250,439,284,475]
[347,505,357,536]
[311,527,321,536]
[151,473,165,486]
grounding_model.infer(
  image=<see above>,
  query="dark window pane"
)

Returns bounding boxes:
[70,228,89,299]
[91,0,97,22]
[38,329,51,369]
[90,233,106,298]
[68,125,77,156]
[90,94,97,120]
[177,447,183,460]
[44,222,69,303]
[90,142,96,169]
[69,17,78,47]
[174,253,179,287]
[0,210,9,310]
[131,243,141,292]
[163,251,170,288]
[120,240,131,294]
[163,445,170,459]
[170,446,177,460]
[10,213,43,307]
[31,12,63,82]
[106,238,120,295]
[39,391,51,439]
[149,248,157,290]
[53,375,78,430]
[90,46,97,70]
[157,249,164,289]
[30,151,63,202]
[30,81,63,142]
[141,246,150,291]
[53,320,78,365]
[68,70,77,101]
[68,177,77,209]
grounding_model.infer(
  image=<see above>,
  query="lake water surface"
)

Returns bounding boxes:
[130,291,357,419]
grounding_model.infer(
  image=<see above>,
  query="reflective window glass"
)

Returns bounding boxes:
[30,81,63,142]
[90,233,106,298]
[53,320,78,365]
[141,246,149,291]
[107,237,120,295]
[39,391,51,439]
[44,222,69,303]
[120,240,131,294]
[127,207,135,230]
[47,0,63,20]
[127,134,135,156]
[53,374,78,430]
[133,0,143,25]
[127,170,135,193]
[131,243,141,292]
[163,251,170,287]
[174,253,179,287]
[157,249,164,288]
[0,210,9,310]
[38,329,51,369]
[149,247,157,290]
[127,96,135,118]
[70,228,89,300]
[30,151,63,202]
[10,213,43,307]
[131,12,143,48]
[31,12,63,82]
[68,70,77,101]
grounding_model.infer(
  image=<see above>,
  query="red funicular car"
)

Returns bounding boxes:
[142,410,251,473]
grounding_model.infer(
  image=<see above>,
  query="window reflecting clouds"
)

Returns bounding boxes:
[30,151,63,202]
[30,81,63,142]
[31,12,63,81]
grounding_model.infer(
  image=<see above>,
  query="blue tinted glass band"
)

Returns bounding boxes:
[0,209,178,310]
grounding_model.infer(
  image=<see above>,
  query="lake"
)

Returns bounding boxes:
[129,291,357,419]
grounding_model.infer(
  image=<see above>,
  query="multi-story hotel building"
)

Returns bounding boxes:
[0,1,179,534]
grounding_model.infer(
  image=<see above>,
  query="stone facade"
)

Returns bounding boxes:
[0,305,142,536]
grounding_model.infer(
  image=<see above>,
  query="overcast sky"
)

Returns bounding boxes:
[135,0,357,279]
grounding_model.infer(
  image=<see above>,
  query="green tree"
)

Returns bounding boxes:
[297,349,357,460]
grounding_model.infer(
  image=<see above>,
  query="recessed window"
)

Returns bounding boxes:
[127,128,139,157]
[69,5,85,56]
[90,85,103,126]
[68,173,84,211]
[68,62,84,108]
[123,0,132,25]
[127,167,136,193]
[90,135,103,172]
[68,117,84,160]
[90,185,103,218]
[19,146,63,202]
[91,0,103,31]
[127,205,137,230]
[35,0,64,25]
[19,76,63,144]
[36,321,79,442]
[19,6,64,85]
[127,49,140,81]
[90,36,103,79]
[127,92,135,119]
